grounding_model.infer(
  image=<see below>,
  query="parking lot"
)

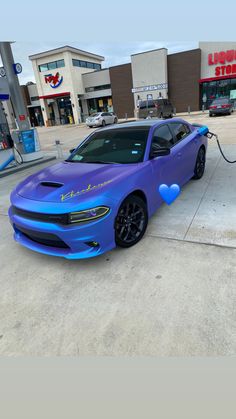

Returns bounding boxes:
[0,112,236,356]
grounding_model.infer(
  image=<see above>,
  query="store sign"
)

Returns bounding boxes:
[132,83,167,93]
[208,50,236,77]
[45,72,63,88]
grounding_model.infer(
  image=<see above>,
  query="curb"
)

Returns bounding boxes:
[0,156,57,179]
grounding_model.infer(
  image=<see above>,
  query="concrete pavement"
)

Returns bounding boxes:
[35,112,236,155]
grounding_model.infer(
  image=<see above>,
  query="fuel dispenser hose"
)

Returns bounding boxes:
[208,131,236,164]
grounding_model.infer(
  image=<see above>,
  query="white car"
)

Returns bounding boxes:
[86,112,118,128]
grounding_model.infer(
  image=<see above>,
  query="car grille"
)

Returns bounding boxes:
[15,225,69,249]
[12,206,69,224]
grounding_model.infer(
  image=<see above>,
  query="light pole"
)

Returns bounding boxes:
[0,42,30,131]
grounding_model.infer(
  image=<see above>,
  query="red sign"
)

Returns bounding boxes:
[19,114,26,121]
[44,72,63,88]
[208,49,236,77]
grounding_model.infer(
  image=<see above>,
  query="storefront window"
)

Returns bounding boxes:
[201,78,236,109]
[230,78,236,106]
[87,96,113,114]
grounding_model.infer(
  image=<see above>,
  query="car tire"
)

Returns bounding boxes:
[193,147,206,180]
[160,112,163,119]
[115,195,148,248]
[102,120,106,127]
[114,117,118,124]
[209,113,212,117]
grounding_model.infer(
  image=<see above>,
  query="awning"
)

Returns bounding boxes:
[199,75,236,83]
[39,92,70,99]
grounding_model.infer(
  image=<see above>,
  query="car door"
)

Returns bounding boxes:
[101,112,108,124]
[107,112,114,124]
[168,122,198,183]
[149,124,184,200]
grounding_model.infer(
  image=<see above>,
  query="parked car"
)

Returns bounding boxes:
[9,118,208,259]
[138,98,174,119]
[86,112,118,127]
[209,97,234,117]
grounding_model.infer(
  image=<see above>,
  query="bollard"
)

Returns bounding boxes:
[188,105,191,114]
[125,113,128,120]
[202,105,205,112]
[173,107,176,115]
[55,140,63,159]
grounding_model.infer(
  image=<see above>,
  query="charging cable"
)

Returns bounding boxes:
[207,131,236,164]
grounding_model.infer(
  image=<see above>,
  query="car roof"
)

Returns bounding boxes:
[97,118,186,132]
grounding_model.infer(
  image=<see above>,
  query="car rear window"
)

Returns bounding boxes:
[211,98,230,105]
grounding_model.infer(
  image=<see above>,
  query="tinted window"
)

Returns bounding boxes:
[170,123,190,143]
[38,63,48,72]
[147,100,155,108]
[57,59,65,68]
[48,61,57,70]
[139,101,147,109]
[211,98,230,105]
[152,125,174,150]
[68,128,150,164]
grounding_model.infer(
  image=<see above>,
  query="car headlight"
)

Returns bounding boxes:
[95,117,101,120]
[69,206,110,224]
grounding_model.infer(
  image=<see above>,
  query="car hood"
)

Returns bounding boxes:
[15,161,140,203]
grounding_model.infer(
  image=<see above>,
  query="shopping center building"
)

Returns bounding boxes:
[26,42,236,126]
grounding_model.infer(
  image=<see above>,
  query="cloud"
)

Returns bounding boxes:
[0,41,198,85]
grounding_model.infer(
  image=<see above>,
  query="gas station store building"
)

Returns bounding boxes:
[27,42,236,126]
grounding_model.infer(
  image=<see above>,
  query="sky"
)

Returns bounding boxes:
[0,41,198,85]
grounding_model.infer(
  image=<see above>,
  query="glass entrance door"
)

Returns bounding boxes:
[57,96,73,124]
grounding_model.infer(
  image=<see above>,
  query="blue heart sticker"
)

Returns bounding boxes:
[158,184,180,205]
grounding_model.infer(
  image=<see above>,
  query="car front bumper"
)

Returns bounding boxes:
[8,202,117,259]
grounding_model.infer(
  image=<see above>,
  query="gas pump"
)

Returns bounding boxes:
[0,42,44,168]
[0,99,15,170]
[11,128,43,162]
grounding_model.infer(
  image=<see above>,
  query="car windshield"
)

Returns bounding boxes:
[67,127,150,164]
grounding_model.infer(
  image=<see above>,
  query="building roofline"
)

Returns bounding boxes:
[29,45,104,61]
[82,67,109,76]
[109,62,131,69]
[131,47,167,57]
[168,48,201,57]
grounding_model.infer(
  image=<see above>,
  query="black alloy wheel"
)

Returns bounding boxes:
[115,195,148,248]
[102,120,106,127]
[193,147,206,180]
[114,117,118,124]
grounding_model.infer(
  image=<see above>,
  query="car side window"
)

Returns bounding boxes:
[169,123,190,144]
[151,125,174,151]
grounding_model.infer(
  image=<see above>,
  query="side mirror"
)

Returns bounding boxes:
[150,147,170,158]
[70,148,75,154]
[198,126,209,136]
